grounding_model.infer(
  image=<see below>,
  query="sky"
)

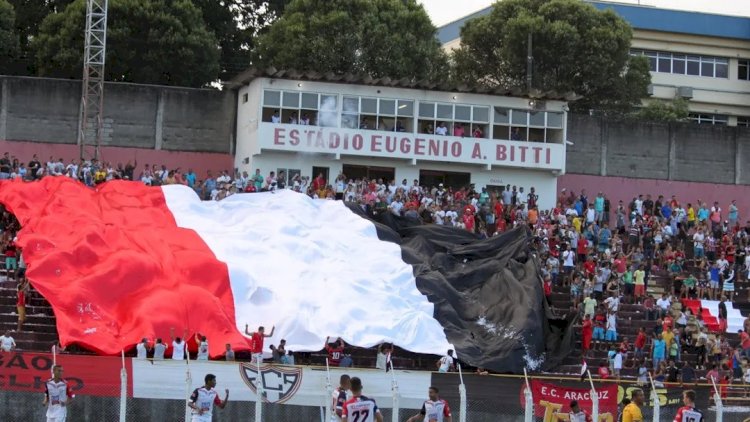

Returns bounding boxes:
[420,0,750,27]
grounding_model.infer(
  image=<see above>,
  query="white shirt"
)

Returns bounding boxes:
[136,342,148,359]
[716,259,729,272]
[433,210,445,225]
[656,298,671,310]
[604,296,620,312]
[570,411,589,422]
[153,343,166,360]
[438,355,454,372]
[563,250,575,267]
[172,340,186,360]
[606,314,617,332]
[613,352,623,369]
[197,340,209,360]
[435,126,448,135]
[0,335,15,351]
[189,387,220,420]
[692,232,705,247]
[45,379,71,418]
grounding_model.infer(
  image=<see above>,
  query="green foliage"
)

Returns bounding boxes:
[452,0,651,113]
[33,0,220,87]
[192,0,292,81]
[0,0,19,73]
[254,0,448,82]
[635,97,690,122]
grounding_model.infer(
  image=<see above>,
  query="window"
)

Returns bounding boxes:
[417,103,489,138]
[737,117,750,127]
[262,89,323,125]
[242,93,248,103]
[739,60,750,81]
[630,49,729,78]
[689,113,728,125]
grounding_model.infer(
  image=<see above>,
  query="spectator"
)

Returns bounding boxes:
[244,325,275,363]
[196,334,209,360]
[0,330,16,352]
[437,349,456,373]
[153,338,166,360]
[170,328,187,360]
[325,336,345,367]
[224,344,235,361]
[136,338,150,359]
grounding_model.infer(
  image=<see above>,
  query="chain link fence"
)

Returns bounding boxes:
[2,355,749,421]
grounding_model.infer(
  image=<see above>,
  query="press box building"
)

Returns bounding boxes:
[230,71,570,209]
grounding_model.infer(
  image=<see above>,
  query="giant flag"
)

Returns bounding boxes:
[0,177,572,372]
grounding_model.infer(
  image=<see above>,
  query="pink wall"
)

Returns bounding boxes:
[0,140,234,179]
[559,173,750,222]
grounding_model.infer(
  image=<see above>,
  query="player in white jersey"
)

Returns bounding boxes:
[673,390,703,422]
[342,377,383,422]
[188,373,229,422]
[332,374,351,421]
[43,365,74,422]
[407,386,452,422]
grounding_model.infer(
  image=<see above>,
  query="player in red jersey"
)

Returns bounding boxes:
[673,390,703,422]
[326,336,345,367]
[342,377,383,422]
[407,386,452,422]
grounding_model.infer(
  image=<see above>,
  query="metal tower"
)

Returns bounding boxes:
[77,0,108,161]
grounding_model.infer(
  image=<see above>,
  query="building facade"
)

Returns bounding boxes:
[437,1,750,126]
[234,77,568,208]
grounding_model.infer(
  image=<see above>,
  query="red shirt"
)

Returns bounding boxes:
[598,366,610,379]
[17,290,25,307]
[577,238,588,254]
[326,344,345,366]
[251,332,263,354]
[582,319,593,338]
[583,261,595,276]
[635,332,647,349]
[740,331,750,349]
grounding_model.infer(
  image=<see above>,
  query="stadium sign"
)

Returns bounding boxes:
[261,123,565,171]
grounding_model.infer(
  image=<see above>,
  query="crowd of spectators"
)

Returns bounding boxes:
[2,151,750,382]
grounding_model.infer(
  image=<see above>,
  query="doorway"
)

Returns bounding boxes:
[342,164,395,182]
[312,166,329,184]
[419,169,471,190]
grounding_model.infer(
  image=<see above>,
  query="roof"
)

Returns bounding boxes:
[227,67,578,101]
[437,1,750,45]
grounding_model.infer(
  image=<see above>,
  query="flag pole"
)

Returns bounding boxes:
[586,370,598,422]
[119,349,127,422]
[389,359,399,422]
[710,377,723,422]
[255,355,264,422]
[184,344,192,422]
[647,371,659,422]
[523,368,533,422]
[457,364,467,422]
[324,358,333,422]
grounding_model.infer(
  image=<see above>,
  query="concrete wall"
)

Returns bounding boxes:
[0,140,233,180]
[566,114,750,185]
[0,76,235,153]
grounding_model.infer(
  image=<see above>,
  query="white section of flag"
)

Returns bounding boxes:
[161,187,452,355]
[700,299,745,333]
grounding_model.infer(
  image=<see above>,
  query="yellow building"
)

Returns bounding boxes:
[438,1,750,126]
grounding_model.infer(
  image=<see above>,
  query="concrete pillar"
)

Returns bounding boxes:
[0,78,8,140]
[154,90,165,150]
[735,131,742,185]
[667,123,676,181]
[599,116,607,177]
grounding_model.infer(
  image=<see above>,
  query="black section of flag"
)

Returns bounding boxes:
[348,206,574,373]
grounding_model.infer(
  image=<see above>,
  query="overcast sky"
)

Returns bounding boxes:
[421,0,750,27]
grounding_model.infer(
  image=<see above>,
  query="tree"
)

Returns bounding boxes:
[5,0,73,74]
[33,0,220,87]
[452,0,651,113]
[635,97,690,122]
[0,0,19,73]
[253,0,448,82]
[192,0,292,81]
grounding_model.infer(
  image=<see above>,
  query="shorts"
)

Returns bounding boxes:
[624,284,634,295]
[605,330,618,342]
[191,415,211,422]
[723,283,735,292]
[5,257,17,270]
[694,247,705,258]
[47,416,66,422]
[17,305,25,321]
[593,327,605,340]
[710,280,719,289]
[634,285,645,296]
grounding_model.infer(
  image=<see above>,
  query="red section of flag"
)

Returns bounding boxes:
[527,380,618,417]
[0,178,249,357]
[0,352,129,397]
